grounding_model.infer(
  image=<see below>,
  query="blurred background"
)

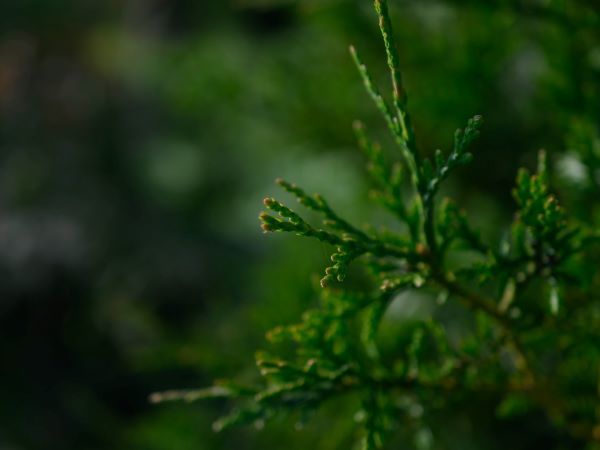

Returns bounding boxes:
[0,0,598,449]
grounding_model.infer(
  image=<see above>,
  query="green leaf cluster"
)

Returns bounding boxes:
[155,1,600,448]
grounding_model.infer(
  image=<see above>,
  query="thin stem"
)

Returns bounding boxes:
[423,198,438,258]
[434,274,536,383]
[436,276,507,324]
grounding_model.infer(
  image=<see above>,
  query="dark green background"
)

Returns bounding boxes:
[0,0,598,449]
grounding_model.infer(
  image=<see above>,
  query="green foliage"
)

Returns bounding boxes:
[154,1,600,448]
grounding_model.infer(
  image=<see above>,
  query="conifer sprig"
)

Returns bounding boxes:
[156,0,600,447]
[349,46,420,189]
[373,0,417,156]
[260,180,414,287]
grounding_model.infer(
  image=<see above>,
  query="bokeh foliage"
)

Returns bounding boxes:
[0,0,598,449]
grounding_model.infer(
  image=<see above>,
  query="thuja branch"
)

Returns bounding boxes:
[259,182,417,287]
[349,46,420,192]
[254,0,562,439]
[157,0,600,447]
[373,0,417,157]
